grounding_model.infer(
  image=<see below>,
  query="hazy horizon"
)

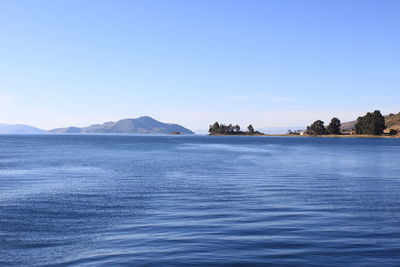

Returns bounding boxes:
[1,0,399,130]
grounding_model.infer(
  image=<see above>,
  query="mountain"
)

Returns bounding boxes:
[341,112,400,131]
[0,124,46,134]
[50,116,194,134]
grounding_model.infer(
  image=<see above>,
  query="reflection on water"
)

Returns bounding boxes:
[1,135,400,266]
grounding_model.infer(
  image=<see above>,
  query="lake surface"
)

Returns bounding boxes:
[1,135,400,266]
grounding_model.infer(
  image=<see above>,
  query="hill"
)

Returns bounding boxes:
[50,116,194,134]
[341,112,400,131]
[0,124,46,134]
[385,113,400,130]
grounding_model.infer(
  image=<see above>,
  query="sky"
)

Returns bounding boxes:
[0,0,399,132]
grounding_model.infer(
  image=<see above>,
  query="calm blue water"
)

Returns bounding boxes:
[1,135,400,266]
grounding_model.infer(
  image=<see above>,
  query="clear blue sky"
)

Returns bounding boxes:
[0,0,399,131]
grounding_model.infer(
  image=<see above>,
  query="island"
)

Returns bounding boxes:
[50,116,194,135]
[208,122,264,135]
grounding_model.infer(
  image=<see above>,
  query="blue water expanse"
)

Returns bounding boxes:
[1,135,400,266]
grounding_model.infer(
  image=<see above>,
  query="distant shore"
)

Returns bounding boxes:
[209,133,400,138]
[209,133,266,136]
[292,134,400,138]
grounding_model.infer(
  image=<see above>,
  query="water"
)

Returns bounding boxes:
[1,135,400,266]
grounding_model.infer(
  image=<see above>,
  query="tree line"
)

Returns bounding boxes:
[305,110,393,136]
[209,122,263,135]
[354,110,386,135]
[306,117,341,135]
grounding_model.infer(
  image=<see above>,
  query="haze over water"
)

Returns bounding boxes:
[1,135,400,266]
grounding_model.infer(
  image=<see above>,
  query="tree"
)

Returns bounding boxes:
[227,124,234,134]
[234,125,240,132]
[327,117,341,135]
[247,124,255,134]
[372,110,386,135]
[219,124,227,134]
[209,122,220,134]
[307,120,327,135]
[355,110,386,135]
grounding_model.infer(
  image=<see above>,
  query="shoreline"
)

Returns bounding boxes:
[209,133,400,139]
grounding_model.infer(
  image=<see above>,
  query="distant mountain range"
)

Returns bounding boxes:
[49,116,194,134]
[0,124,46,134]
[0,117,194,135]
[2,113,398,135]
